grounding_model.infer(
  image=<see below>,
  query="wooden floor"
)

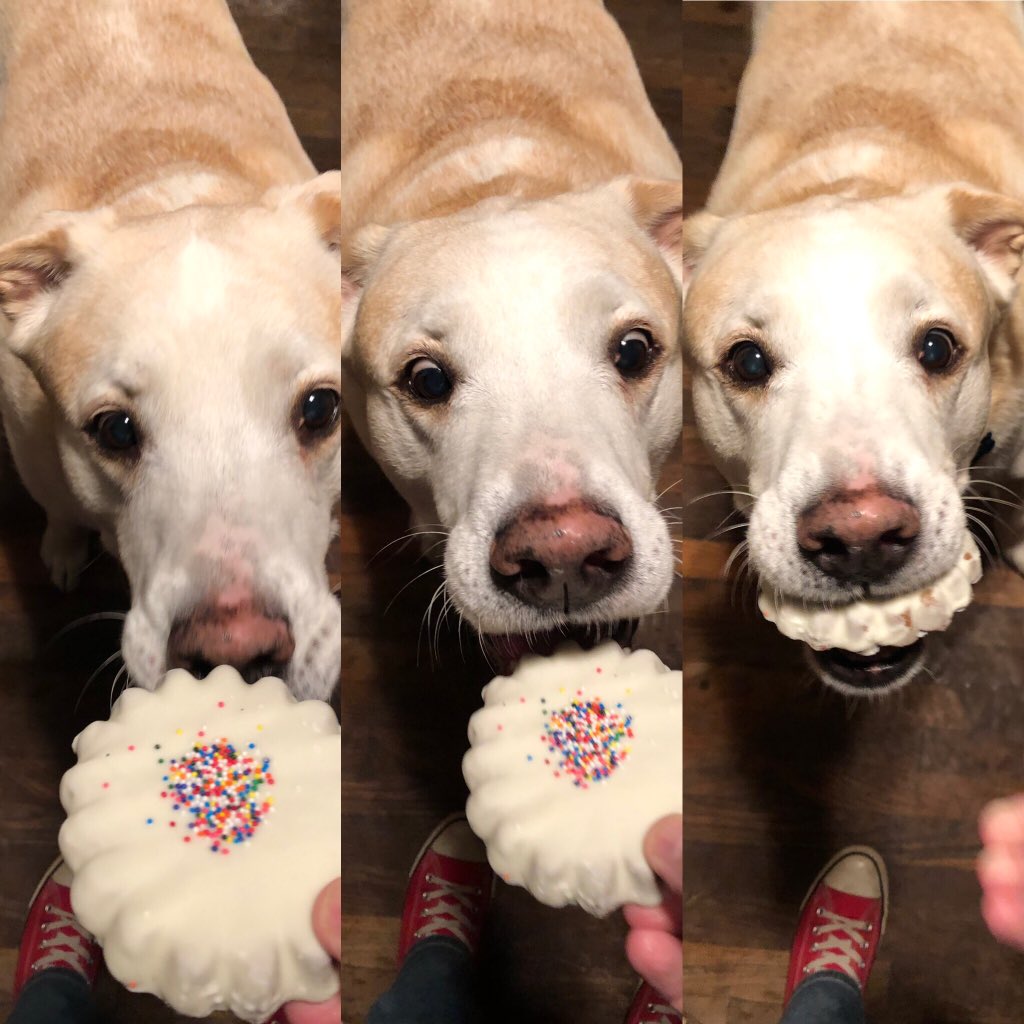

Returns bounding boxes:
[0,2,339,1022]
[337,3,682,1022]
[682,4,1024,1023]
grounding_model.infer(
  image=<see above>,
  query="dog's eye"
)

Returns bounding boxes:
[918,327,958,374]
[726,340,771,385]
[88,410,140,455]
[613,328,655,377]
[299,388,341,435]
[406,358,453,403]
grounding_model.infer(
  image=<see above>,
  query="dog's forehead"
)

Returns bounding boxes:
[45,212,338,410]
[688,203,979,345]
[366,205,658,337]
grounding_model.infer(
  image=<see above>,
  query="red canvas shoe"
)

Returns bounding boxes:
[623,982,682,1024]
[783,846,888,1005]
[12,856,102,999]
[396,814,494,963]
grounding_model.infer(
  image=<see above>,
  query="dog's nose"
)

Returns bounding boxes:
[489,500,633,612]
[797,486,920,584]
[167,596,295,683]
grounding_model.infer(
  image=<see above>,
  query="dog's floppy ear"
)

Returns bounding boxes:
[0,223,88,355]
[271,170,341,251]
[618,177,683,286]
[0,228,71,326]
[681,209,723,301]
[0,211,114,354]
[341,222,391,303]
[943,186,1024,303]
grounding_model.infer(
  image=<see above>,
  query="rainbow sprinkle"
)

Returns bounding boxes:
[541,698,633,787]
[161,738,274,853]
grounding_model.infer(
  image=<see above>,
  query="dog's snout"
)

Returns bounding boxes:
[167,594,295,684]
[797,485,920,584]
[489,500,633,612]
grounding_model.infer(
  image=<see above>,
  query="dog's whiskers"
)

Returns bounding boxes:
[384,562,446,616]
[110,660,131,711]
[75,648,123,715]
[369,526,450,567]
[47,611,127,649]
[688,487,755,506]
[965,512,1000,562]
[417,578,449,668]
[655,478,682,502]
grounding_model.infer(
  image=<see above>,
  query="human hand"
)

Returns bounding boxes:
[623,814,682,1012]
[284,879,342,1024]
[978,796,1024,950]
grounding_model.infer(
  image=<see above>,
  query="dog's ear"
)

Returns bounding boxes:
[681,209,723,301]
[0,211,115,354]
[618,177,683,286]
[341,222,391,304]
[270,171,341,251]
[943,186,1024,303]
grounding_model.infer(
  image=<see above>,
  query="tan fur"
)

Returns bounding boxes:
[341,0,680,236]
[708,2,1024,215]
[0,0,313,232]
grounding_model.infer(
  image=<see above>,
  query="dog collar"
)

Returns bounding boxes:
[971,431,995,465]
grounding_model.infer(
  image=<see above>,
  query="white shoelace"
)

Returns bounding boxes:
[642,1002,681,1024]
[804,907,871,981]
[32,905,95,977]
[414,874,480,947]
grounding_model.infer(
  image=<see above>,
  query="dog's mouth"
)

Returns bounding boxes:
[807,638,926,696]
[482,619,638,675]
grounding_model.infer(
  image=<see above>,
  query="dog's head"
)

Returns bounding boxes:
[684,185,1024,692]
[342,178,682,668]
[0,172,342,698]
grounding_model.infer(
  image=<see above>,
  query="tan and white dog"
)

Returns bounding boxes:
[341,0,682,668]
[0,1,341,698]
[684,1,1024,693]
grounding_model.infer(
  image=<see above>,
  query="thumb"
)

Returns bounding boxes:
[643,815,682,895]
[312,879,341,962]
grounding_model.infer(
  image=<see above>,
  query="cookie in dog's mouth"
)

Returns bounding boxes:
[758,532,981,695]
[482,619,638,675]
[807,638,926,695]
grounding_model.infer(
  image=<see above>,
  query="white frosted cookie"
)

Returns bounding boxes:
[463,641,682,918]
[759,532,982,654]
[59,666,340,1023]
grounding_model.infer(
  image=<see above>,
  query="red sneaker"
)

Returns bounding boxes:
[783,846,888,1005]
[396,814,494,963]
[623,982,682,1024]
[12,857,102,998]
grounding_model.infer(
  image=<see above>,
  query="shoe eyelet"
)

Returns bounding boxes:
[815,907,822,915]
[43,904,52,913]
[802,966,810,974]
[866,924,873,931]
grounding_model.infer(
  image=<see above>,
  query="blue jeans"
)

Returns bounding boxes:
[780,971,866,1024]
[368,936,479,1024]
[7,969,101,1024]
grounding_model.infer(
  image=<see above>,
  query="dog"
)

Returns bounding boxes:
[340,0,682,669]
[683,1,1024,694]
[0,0,341,699]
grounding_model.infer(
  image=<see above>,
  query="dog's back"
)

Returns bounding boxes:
[0,0,313,237]
[709,0,1024,214]
[340,0,680,233]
